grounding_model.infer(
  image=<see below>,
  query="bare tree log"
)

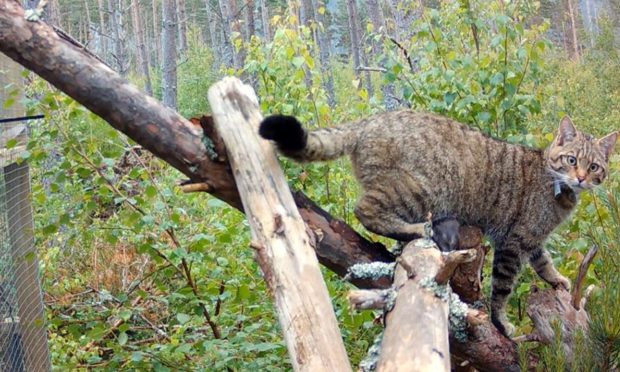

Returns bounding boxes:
[377,239,451,372]
[525,286,589,354]
[348,289,394,310]
[207,77,351,371]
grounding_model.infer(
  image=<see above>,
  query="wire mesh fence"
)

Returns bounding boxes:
[1,121,51,371]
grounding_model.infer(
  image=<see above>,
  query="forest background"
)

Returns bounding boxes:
[3,0,619,370]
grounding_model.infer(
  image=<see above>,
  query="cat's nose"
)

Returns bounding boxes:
[577,176,585,182]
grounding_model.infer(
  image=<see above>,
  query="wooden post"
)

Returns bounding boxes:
[207,77,351,371]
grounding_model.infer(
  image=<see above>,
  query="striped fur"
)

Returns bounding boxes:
[260,111,618,336]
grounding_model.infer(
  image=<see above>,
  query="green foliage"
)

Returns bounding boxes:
[382,0,549,137]
[24,81,289,370]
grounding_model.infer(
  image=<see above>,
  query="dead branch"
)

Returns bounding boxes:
[348,289,395,310]
[572,244,598,310]
[435,249,477,285]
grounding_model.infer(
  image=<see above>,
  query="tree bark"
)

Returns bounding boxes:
[566,0,581,61]
[218,0,234,67]
[246,0,256,40]
[377,240,453,371]
[177,0,188,53]
[313,0,336,106]
[162,0,178,108]
[46,0,61,27]
[367,0,397,110]
[229,0,246,70]
[346,0,373,96]
[152,0,160,67]
[131,0,153,95]
[108,0,129,76]
[207,77,351,372]
[346,0,362,80]
[96,0,107,59]
[260,0,270,41]
[204,0,220,60]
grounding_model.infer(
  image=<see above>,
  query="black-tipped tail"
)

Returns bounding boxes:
[259,115,307,152]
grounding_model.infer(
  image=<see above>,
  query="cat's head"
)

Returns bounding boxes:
[546,116,618,192]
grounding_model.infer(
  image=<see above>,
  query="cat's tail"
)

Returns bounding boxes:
[259,115,358,162]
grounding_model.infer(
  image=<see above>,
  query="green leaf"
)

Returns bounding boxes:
[292,56,305,68]
[118,332,128,346]
[177,313,191,324]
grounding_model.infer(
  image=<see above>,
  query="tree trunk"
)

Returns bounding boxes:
[162,0,178,108]
[346,0,373,96]
[218,0,234,67]
[46,0,61,27]
[205,0,220,60]
[207,77,352,372]
[246,0,256,40]
[313,0,336,106]
[260,0,270,41]
[367,0,397,110]
[152,0,161,67]
[108,0,129,75]
[300,0,314,28]
[177,0,188,53]
[83,0,91,43]
[131,0,153,95]
[229,0,245,70]
[96,0,107,59]
[566,0,581,61]
[346,0,362,79]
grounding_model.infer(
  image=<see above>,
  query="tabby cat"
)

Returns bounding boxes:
[259,111,618,336]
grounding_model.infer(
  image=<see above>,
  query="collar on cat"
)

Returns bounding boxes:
[553,180,564,198]
[554,180,577,205]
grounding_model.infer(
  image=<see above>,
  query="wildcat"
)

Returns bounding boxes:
[259,111,618,336]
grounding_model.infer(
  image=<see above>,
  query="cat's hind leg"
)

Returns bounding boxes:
[491,243,523,337]
[355,189,427,241]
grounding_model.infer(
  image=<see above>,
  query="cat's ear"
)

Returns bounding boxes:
[598,131,618,161]
[556,116,577,145]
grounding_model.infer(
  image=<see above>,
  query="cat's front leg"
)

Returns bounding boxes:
[529,247,571,291]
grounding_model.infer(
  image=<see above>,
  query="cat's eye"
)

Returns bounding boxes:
[589,163,599,172]
[566,155,577,166]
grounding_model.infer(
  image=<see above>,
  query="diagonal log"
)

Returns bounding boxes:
[207,77,350,371]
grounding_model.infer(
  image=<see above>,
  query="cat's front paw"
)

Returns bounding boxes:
[491,314,516,337]
[432,216,460,252]
[549,274,571,291]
